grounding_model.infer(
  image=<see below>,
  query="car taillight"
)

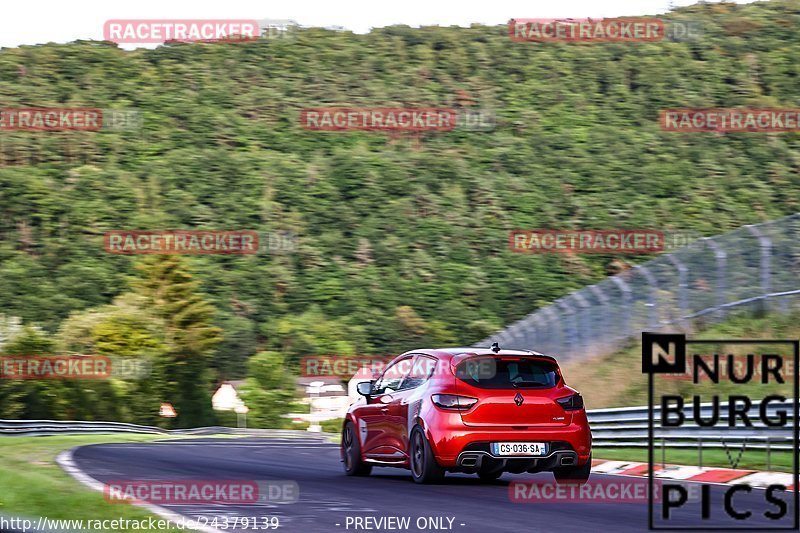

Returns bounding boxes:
[431,394,478,410]
[556,394,584,411]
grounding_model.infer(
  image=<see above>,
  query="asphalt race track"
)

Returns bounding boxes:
[69,437,796,533]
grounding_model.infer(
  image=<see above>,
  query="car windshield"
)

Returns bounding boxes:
[455,357,558,389]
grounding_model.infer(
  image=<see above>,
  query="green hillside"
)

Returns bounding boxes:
[1,1,800,423]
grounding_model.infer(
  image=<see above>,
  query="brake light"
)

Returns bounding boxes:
[556,394,584,411]
[431,394,478,411]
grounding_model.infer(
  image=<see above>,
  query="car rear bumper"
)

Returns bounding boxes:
[426,418,592,470]
[456,448,579,474]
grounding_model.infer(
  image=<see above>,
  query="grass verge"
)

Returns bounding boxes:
[595,446,794,473]
[0,434,203,532]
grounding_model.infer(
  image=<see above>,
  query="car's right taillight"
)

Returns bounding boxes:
[556,393,584,411]
[431,394,478,411]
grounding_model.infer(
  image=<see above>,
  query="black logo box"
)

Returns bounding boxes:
[643,333,800,531]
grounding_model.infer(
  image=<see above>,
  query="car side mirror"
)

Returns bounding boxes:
[356,381,374,397]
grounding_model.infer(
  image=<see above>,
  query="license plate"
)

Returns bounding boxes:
[492,442,547,456]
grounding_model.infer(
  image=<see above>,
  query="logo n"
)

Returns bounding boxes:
[642,333,686,374]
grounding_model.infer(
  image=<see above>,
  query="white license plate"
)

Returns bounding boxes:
[492,442,547,456]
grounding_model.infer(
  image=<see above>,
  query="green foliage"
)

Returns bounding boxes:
[237,351,296,428]
[132,256,223,427]
[320,418,345,434]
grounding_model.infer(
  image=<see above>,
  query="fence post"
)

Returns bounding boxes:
[611,276,632,341]
[572,292,592,356]
[703,238,728,319]
[506,320,525,349]
[556,299,577,357]
[521,315,537,350]
[745,224,772,314]
[635,265,660,331]
[535,310,549,355]
[531,315,546,352]
[589,285,610,354]
[666,254,689,332]
[544,307,561,356]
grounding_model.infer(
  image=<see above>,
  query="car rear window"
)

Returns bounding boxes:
[455,357,558,389]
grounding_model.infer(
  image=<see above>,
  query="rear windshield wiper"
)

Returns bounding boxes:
[510,378,549,388]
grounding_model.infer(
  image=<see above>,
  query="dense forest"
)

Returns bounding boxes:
[0,1,799,424]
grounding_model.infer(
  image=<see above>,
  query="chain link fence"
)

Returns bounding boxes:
[479,213,800,362]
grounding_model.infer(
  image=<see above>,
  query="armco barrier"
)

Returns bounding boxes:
[3,399,793,449]
[0,419,333,440]
[588,399,795,451]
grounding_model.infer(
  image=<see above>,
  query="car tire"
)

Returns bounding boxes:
[553,454,591,485]
[342,421,372,476]
[409,426,445,484]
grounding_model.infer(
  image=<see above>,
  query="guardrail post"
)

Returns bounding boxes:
[766,437,771,471]
[698,437,702,468]
[703,238,728,320]
[745,224,773,314]
[666,254,689,332]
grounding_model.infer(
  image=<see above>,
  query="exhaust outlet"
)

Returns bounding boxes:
[560,456,575,466]
[460,455,479,467]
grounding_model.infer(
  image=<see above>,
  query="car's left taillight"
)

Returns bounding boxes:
[556,393,584,411]
[431,394,478,411]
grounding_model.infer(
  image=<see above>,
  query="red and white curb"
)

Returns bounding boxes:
[592,458,795,490]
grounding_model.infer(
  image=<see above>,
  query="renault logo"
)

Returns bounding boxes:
[514,391,524,406]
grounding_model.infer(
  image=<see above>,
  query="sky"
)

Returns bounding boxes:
[1,0,757,50]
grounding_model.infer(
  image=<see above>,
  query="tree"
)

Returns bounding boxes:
[237,351,295,428]
[132,255,223,427]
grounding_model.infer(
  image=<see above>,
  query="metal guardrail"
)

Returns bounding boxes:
[479,213,800,361]
[0,420,333,440]
[588,399,795,451]
[4,399,793,450]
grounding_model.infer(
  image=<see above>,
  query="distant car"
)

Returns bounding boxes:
[341,345,592,484]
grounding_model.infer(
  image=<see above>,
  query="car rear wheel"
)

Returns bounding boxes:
[553,453,591,485]
[409,426,445,484]
[342,421,372,476]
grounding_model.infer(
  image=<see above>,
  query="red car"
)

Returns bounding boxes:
[341,345,592,484]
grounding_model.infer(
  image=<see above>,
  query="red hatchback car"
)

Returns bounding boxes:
[341,345,592,484]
